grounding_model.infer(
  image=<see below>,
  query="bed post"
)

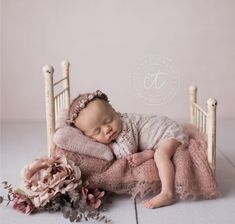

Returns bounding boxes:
[61,60,71,107]
[207,98,217,174]
[189,85,197,125]
[43,65,55,157]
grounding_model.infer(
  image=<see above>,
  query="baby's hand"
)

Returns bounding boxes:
[126,154,137,167]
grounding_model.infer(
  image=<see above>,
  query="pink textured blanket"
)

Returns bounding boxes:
[52,123,220,200]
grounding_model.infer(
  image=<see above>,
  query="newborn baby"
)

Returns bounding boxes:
[67,90,188,209]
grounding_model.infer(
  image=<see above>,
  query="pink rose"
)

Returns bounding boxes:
[13,192,34,214]
[82,187,105,209]
[21,156,81,207]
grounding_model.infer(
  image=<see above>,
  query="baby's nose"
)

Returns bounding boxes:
[104,126,112,134]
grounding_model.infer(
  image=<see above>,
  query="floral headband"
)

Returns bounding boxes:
[67,90,109,125]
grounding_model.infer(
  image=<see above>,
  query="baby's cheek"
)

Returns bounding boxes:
[115,120,122,131]
[113,119,119,127]
[95,134,105,143]
[93,135,100,141]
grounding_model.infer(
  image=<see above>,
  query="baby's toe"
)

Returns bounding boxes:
[143,200,151,208]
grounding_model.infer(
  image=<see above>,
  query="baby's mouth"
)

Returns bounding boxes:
[109,132,117,140]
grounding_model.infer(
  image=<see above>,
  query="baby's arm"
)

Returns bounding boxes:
[109,139,138,159]
[126,149,154,167]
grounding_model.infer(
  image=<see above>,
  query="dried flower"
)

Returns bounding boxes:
[80,102,85,108]
[0,161,112,223]
[88,94,93,100]
[12,192,34,214]
[21,156,81,207]
[82,187,105,209]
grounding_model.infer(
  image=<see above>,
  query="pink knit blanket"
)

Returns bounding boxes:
[52,123,220,201]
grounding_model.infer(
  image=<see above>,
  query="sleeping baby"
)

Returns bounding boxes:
[66,90,188,209]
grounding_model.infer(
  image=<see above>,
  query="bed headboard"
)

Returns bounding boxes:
[43,60,217,174]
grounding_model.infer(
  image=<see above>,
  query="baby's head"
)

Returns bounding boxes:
[67,90,122,144]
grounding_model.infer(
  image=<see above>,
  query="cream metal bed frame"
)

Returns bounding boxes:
[43,60,218,174]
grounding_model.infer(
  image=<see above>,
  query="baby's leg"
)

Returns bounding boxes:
[143,138,181,209]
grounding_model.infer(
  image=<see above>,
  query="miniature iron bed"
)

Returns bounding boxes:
[42,60,218,174]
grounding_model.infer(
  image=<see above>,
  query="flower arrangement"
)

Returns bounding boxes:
[0,155,112,223]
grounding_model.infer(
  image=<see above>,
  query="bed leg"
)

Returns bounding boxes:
[43,65,55,157]
[189,85,197,125]
[207,98,217,174]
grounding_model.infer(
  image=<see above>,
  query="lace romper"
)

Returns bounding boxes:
[109,113,188,159]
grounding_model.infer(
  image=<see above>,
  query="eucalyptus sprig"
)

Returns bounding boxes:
[36,187,113,223]
[0,181,15,206]
[61,203,112,223]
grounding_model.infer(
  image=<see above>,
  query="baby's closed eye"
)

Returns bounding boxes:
[94,127,101,135]
[104,116,113,124]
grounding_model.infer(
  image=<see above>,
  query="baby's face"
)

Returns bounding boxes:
[75,99,123,144]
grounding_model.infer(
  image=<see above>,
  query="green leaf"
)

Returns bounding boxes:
[0,196,3,204]
[83,180,89,187]
[7,194,11,201]
[76,216,81,222]
[99,216,105,221]
[62,207,71,219]
[69,210,78,222]
[2,181,7,185]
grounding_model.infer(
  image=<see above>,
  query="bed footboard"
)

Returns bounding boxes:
[189,86,217,174]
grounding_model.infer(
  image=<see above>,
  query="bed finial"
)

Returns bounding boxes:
[61,60,70,67]
[207,98,217,108]
[189,85,197,94]
[42,65,54,76]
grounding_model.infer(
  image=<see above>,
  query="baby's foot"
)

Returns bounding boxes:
[126,151,149,167]
[142,192,174,209]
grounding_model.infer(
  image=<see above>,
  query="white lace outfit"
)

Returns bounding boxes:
[109,113,188,159]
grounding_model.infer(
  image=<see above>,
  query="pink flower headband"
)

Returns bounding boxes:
[67,90,109,125]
